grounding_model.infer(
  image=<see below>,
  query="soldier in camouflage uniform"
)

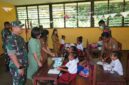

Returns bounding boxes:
[1,21,11,71]
[6,21,28,85]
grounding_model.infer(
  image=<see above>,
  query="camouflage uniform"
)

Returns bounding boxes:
[1,29,11,71]
[6,33,28,85]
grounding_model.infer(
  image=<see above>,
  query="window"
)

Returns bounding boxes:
[16,7,27,28]
[16,0,129,28]
[78,2,91,27]
[94,1,108,27]
[39,5,50,28]
[109,0,123,26]
[124,0,129,26]
[52,4,64,28]
[27,6,38,28]
[65,3,77,28]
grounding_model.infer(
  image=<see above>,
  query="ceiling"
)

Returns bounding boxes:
[1,0,85,5]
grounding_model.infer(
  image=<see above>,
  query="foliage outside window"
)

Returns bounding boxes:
[94,1,108,27]
[65,3,77,28]
[16,7,27,28]
[109,0,123,26]
[27,6,38,28]
[52,4,64,28]
[78,2,91,27]
[124,0,129,26]
[39,5,50,28]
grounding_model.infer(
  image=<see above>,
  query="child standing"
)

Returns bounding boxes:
[57,52,78,84]
[60,35,65,45]
[110,51,123,76]
[60,35,65,55]
[76,36,83,51]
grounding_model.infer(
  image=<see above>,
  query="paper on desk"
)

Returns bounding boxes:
[52,57,63,61]
[97,61,103,65]
[53,62,62,68]
[103,63,111,71]
[48,69,60,74]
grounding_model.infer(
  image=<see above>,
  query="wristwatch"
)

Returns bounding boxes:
[18,66,24,69]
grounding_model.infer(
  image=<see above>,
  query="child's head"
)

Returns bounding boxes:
[98,20,105,27]
[68,46,77,53]
[68,52,77,60]
[62,35,65,40]
[110,51,121,61]
[101,32,110,42]
[77,36,83,44]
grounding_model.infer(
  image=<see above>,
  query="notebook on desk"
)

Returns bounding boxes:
[48,68,60,74]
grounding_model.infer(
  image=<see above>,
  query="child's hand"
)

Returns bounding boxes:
[52,53,56,57]
[102,59,105,62]
[57,67,62,70]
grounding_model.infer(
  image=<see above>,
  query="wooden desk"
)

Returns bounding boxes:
[96,65,126,85]
[33,62,58,85]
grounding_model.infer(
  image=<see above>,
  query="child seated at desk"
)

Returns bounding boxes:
[57,52,78,84]
[102,51,123,76]
[109,51,123,76]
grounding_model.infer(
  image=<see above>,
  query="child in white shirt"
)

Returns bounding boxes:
[110,51,123,76]
[57,52,78,84]
[76,36,83,51]
[60,35,65,45]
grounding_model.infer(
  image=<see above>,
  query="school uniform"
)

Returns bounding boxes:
[65,59,78,74]
[76,43,83,51]
[110,59,123,76]
[60,39,65,51]
[58,59,78,84]
[76,43,83,57]
[61,39,65,45]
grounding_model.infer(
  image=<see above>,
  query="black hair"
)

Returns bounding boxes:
[77,36,83,43]
[62,35,65,38]
[40,29,49,38]
[111,51,122,59]
[70,46,78,53]
[101,32,110,38]
[4,21,10,26]
[98,20,105,24]
[31,27,41,39]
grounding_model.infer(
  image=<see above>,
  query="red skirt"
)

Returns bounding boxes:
[58,72,77,84]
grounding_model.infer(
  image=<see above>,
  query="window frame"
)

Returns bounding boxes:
[15,0,129,29]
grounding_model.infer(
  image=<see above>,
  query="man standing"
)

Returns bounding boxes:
[1,21,11,71]
[6,21,28,85]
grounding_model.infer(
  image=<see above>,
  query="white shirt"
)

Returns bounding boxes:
[110,59,123,76]
[61,39,65,44]
[65,59,78,74]
[76,43,83,51]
